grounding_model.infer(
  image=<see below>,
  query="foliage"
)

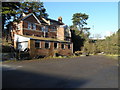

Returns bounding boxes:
[2,2,48,37]
[72,13,89,33]
[70,28,85,52]
[19,2,48,18]
[2,2,20,33]
[70,13,90,52]
[83,29,119,55]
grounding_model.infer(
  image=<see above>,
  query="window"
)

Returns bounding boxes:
[50,26,57,32]
[35,41,41,48]
[45,32,48,38]
[28,22,31,29]
[68,44,71,49]
[45,42,50,49]
[31,24,36,30]
[54,42,58,49]
[45,26,48,32]
[28,22,36,30]
[41,26,45,32]
[32,24,36,30]
[42,26,48,32]
[39,27,42,31]
[61,44,65,49]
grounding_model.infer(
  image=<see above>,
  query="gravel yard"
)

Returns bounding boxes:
[2,55,118,88]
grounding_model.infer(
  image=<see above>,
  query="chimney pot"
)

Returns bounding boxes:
[58,16,62,23]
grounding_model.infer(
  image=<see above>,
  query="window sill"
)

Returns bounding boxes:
[35,47,42,49]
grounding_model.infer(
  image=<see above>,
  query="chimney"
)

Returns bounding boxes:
[58,16,62,23]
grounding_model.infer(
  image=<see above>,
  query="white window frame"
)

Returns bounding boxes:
[45,42,50,49]
[42,26,48,32]
[45,26,48,32]
[35,41,41,48]
[68,44,71,49]
[28,22,31,30]
[54,42,58,49]
[33,24,36,30]
[42,26,45,32]
[61,43,65,49]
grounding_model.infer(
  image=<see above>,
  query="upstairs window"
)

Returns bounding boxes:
[45,42,50,49]
[32,24,36,30]
[28,22,31,30]
[42,26,48,32]
[28,22,36,30]
[50,26,57,31]
[45,26,48,32]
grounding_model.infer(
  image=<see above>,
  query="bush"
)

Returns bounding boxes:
[2,45,12,53]
[74,51,83,56]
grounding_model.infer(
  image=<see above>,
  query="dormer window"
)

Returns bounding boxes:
[28,22,31,30]
[32,24,36,30]
[41,26,45,32]
[50,26,57,31]
[28,22,36,30]
[42,26,48,32]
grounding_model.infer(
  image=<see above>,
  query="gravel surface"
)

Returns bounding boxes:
[2,55,118,88]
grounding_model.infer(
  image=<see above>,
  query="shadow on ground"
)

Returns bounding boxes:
[2,67,89,88]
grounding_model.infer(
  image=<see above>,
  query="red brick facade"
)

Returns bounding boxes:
[12,13,73,58]
[29,39,73,58]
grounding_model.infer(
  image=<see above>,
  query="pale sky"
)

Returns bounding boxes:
[43,2,118,38]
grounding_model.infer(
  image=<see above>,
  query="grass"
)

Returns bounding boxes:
[2,54,83,63]
[105,54,118,60]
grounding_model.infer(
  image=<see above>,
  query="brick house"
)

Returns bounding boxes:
[10,13,73,58]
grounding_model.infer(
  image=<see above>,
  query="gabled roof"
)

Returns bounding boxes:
[18,13,64,25]
[22,13,41,24]
[46,18,64,25]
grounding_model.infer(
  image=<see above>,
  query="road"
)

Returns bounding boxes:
[2,55,118,88]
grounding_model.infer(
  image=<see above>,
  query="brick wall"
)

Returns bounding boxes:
[57,27,64,40]
[29,40,73,58]
[23,29,44,37]
[23,20,58,38]
[11,21,23,40]
[24,15,39,24]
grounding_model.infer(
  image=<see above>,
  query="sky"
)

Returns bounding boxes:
[43,2,118,38]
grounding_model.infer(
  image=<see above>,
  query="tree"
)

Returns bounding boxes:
[2,2,48,38]
[2,2,20,35]
[72,13,89,33]
[70,13,90,52]
[93,30,119,55]
[70,28,85,52]
[19,2,48,18]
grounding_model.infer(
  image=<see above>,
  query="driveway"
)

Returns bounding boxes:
[2,55,118,88]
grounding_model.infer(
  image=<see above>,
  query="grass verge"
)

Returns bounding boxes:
[105,54,118,60]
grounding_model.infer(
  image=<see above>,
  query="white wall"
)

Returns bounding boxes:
[14,34,30,51]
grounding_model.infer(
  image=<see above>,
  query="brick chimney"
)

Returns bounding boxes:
[58,16,62,23]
